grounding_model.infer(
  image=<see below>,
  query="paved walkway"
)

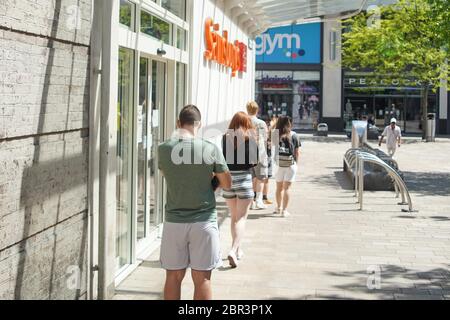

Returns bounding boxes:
[114,136,450,300]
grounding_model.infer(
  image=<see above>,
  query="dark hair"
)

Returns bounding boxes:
[275,116,292,139]
[179,105,201,127]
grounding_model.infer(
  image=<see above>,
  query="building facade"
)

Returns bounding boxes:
[0,0,91,299]
[255,22,323,131]
[1,0,257,300]
[255,20,450,134]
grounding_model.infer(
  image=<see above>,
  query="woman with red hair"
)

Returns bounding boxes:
[222,112,258,268]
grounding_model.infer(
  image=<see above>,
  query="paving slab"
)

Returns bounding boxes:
[115,136,450,300]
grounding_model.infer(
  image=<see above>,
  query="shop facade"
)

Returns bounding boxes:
[89,0,256,298]
[255,20,449,134]
[343,72,440,134]
[0,0,256,300]
[255,23,323,130]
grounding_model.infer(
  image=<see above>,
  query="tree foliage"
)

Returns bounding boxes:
[342,0,448,89]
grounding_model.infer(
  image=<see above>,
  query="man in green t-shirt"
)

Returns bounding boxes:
[158,105,231,300]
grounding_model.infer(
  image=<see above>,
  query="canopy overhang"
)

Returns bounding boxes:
[224,0,397,38]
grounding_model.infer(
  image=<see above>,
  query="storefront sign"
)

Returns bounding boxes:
[260,75,294,84]
[262,83,292,90]
[204,18,247,77]
[344,75,433,88]
[255,23,321,64]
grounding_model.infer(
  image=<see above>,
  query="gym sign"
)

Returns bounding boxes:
[204,18,247,77]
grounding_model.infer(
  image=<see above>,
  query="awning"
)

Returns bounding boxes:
[224,0,397,37]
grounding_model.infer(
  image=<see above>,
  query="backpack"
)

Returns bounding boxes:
[277,133,296,168]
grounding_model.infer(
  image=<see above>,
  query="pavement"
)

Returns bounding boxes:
[114,135,450,300]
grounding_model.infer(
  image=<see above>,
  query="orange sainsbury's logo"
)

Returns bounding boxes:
[204,18,247,77]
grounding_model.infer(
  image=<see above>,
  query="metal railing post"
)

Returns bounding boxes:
[359,156,364,210]
[355,153,359,198]
[343,150,416,213]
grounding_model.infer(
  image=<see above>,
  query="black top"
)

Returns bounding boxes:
[278,133,302,161]
[222,134,258,171]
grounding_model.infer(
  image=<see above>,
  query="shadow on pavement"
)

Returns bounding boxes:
[310,171,354,191]
[316,264,450,300]
[396,215,450,222]
[403,172,450,197]
[247,213,279,220]
[115,289,163,298]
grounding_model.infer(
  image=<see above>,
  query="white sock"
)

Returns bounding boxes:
[256,192,263,202]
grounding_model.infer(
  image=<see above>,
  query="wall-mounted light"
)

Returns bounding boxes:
[248,38,254,50]
[330,30,337,61]
[157,48,166,56]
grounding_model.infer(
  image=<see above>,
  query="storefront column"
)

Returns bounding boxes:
[90,0,119,300]
[439,79,448,134]
[322,19,343,131]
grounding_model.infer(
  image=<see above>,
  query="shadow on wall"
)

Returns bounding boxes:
[13,0,89,300]
[16,141,89,300]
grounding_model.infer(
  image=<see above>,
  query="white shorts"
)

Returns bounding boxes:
[275,164,297,183]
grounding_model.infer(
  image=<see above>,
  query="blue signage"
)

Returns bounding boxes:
[255,23,321,64]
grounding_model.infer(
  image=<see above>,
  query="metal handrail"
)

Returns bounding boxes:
[356,152,408,205]
[345,151,406,204]
[358,152,413,212]
[343,150,415,212]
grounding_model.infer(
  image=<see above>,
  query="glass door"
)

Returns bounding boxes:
[116,47,134,271]
[149,60,166,233]
[137,57,149,242]
[117,53,167,272]
[136,57,166,252]
[404,96,422,133]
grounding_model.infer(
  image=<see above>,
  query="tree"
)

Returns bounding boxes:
[342,0,449,139]
[427,0,450,50]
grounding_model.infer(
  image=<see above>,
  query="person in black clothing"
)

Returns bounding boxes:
[222,112,258,268]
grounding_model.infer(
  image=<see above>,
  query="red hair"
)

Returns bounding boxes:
[228,112,255,132]
[226,112,256,149]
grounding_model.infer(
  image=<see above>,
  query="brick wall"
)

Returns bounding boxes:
[0,0,91,300]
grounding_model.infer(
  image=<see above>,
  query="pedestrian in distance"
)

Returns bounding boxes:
[158,105,232,300]
[222,112,259,268]
[273,116,301,217]
[379,118,402,157]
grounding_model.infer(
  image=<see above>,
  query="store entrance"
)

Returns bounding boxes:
[374,96,422,133]
[262,93,293,120]
[136,58,166,250]
[116,49,167,274]
[373,96,404,127]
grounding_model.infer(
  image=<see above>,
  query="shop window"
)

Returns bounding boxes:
[141,10,171,45]
[256,70,321,130]
[176,62,186,113]
[120,0,135,30]
[161,0,186,19]
[176,26,187,50]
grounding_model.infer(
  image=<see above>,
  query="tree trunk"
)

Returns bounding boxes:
[421,85,429,140]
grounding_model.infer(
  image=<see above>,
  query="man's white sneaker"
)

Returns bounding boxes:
[254,200,267,210]
[281,210,291,217]
[228,250,238,268]
[250,201,257,210]
[274,208,282,215]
